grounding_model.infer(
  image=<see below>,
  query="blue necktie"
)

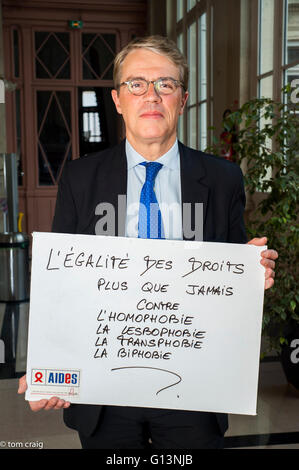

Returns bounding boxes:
[138,162,165,239]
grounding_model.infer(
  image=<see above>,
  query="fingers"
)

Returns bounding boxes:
[260,248,278,290]
[30,399,49,412]
[261,248,278,261]
[265,276,275,290]
[260,257,276,270]
[264,267,275,290]
[247,237,267,246]
[247,238,278,262]
[18,375,28,394]
[29,397,71,412]
[43,397,71,411]
[247,238,278,291]
[54,399,71,410]
[18,374,71,412]
[17,376,71,411]
[265,267,275,280]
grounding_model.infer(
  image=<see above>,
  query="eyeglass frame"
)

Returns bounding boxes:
[117,77,186,95]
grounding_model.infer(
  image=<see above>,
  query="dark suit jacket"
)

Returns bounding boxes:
[52,139,247,438]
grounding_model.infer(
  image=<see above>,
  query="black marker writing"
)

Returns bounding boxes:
[45,249,130,271]
[98,278,128,291]
[107,311,194,325]
[182,258,244,278]
[140,256,173,276]
[111,366,182,395]
[186,284,234,296]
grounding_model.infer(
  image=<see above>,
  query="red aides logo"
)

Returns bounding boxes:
[34,372,43,382]
[32,369,46,384]
[31,368,80,386]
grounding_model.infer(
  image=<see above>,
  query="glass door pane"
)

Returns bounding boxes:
[37,90,72,185]
[82,33,116,80]
[177,0,184,21]
[188,22,197,106]
[187,106,197,149]
[285,0,299,65]
[187,0,197,12]
[198,13,207,102]
[199,102,207,150]
[259,75,273,99]
[259,0,275,75]
[35,32,70,79]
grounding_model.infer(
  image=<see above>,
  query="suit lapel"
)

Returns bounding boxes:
[95,140,127,237]
[179,142,209,241]
[113,140,127,236]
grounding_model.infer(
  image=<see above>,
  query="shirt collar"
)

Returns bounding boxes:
[125,138,179,171]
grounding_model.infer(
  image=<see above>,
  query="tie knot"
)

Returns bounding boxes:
[140,161,163,184]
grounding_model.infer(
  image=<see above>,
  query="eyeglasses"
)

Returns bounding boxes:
[118,77,185,96]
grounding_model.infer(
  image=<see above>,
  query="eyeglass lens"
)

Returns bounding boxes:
[128,78,177,95]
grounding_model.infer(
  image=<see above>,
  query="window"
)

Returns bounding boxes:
[82,90,102,143]
[35,32,71,79]
[82,33,116,80]
[258,0,275,99]
[187,0,197,12]
[173,0,211,150]
[78,87,117,156]
[255,0,299,183]
[283,0,299,104]
[257,0,299,102]
[37,91,72,185]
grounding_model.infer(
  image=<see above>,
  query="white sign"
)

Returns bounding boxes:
[25,232,265,415]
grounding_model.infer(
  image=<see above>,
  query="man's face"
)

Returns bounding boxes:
[111,48,188,147]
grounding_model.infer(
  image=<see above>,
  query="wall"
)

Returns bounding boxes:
[147,0,166,36]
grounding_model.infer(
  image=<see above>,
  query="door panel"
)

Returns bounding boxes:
[3,1,147,236]
[37,90,72,186]
[82,33,116,80]
[35,31,71,80]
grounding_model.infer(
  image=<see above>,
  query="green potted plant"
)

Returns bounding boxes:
[207,86,299,387]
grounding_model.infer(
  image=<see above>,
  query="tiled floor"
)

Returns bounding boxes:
[0,301,298,450]
[225,361,299,449]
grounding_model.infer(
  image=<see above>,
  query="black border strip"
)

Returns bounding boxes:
[224,431,299,448]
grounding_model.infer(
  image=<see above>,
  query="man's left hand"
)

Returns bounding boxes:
[247,237,278,290]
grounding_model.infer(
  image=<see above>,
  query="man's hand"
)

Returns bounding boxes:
[18,375,71,411]
[247,237,278,290]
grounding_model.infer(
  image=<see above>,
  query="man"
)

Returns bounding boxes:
[18,36,277,449]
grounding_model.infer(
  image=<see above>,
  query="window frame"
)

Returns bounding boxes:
[170,0,212,150]
[252,0,299,103]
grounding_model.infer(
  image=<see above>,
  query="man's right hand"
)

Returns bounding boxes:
[18,375,71,411]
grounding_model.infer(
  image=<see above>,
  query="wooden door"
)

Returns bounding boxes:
[3,0,147,235]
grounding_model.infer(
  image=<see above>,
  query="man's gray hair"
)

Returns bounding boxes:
[113,35,189,92]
